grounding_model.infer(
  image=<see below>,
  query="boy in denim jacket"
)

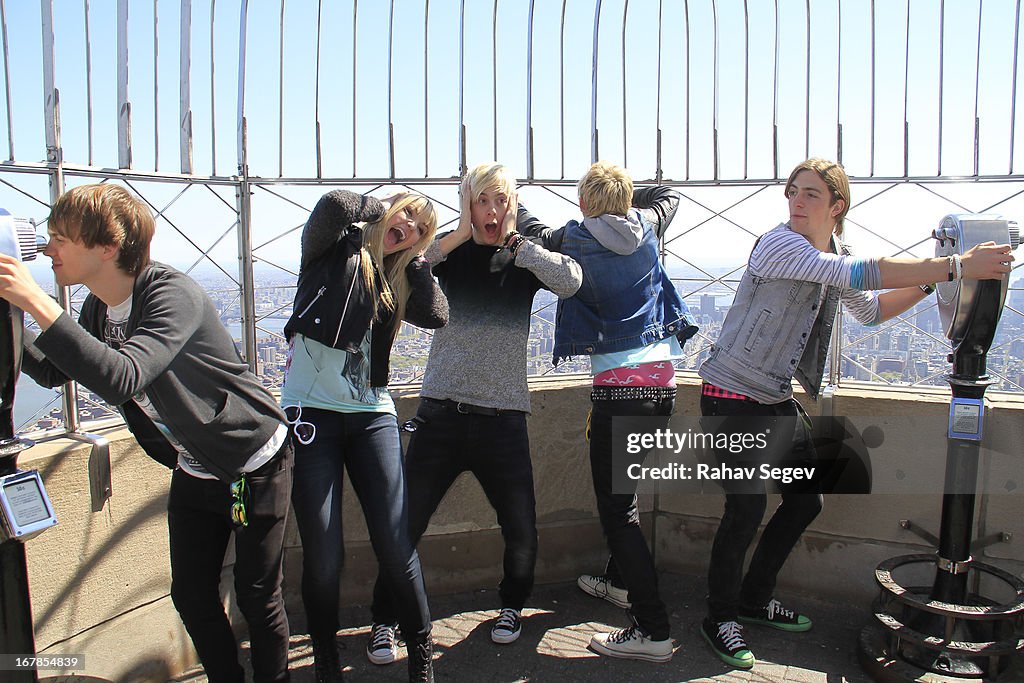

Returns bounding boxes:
[517,161,697,662]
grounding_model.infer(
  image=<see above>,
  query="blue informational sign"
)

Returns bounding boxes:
[948,397,985,441]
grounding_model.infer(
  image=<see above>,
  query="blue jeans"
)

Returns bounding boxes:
[371,398,538,623]
[700,394,823,622]
[589,397,674,641]
[168,440,293,683]
[289,408,431,644]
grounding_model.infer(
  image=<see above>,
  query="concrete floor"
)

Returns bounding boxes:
[172,570,887,682]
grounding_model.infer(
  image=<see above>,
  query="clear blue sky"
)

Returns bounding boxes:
[3,0,1021,180]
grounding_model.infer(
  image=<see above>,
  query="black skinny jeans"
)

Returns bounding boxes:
[588,396,675,641]
[700,394,823,622]
[167,440,293,683]
[372,398,538,623]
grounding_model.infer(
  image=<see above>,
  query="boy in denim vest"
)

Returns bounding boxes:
[517,161,697,662]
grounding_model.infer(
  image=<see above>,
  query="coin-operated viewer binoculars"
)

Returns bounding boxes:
[0,210,57,682]
[860,215,1024,680]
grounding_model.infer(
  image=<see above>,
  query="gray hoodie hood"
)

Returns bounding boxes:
[582,210,644,256]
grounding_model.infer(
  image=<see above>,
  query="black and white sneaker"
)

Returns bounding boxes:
[366,622,398,665]
[491,608,522,644]
[577,573,631,608]
[590,625,673,662]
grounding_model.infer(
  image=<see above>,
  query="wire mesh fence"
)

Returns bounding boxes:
[3,0,1024,435]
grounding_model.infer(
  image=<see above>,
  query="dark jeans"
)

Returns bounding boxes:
[167,439,293,683]
[372,398,538,623]
[589,396,675,641]
[604,556,625,589]
[289,408,431,644]
[700,394,823,622]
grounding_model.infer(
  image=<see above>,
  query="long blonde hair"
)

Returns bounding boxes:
[359,192,438,330]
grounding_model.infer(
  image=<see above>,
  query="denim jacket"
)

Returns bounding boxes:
[698,234,852,404]
[518,187,697,364]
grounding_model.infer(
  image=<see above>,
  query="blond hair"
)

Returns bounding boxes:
[578,161,633,218]
[465,162,516,201]
[784,158,851,236]
[49,184,154,275]
[359,192,438,329]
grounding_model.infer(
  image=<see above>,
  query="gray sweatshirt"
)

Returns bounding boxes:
[420,237,582,413]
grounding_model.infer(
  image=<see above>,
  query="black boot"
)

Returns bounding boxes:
[407,637,434,683]
[311,635,345,683]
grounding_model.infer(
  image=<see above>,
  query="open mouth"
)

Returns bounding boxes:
[483,221,499,238]
[387,226,407,245]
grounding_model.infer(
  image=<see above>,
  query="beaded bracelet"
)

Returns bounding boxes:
[503,231,526,258]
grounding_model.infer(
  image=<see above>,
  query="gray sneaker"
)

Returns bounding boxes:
[577,573,631,608]
[366,622,398,665]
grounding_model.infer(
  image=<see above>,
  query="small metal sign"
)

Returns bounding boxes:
[0,470,58,541]
[948,397,984,441]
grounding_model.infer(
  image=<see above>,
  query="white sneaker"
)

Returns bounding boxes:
[590,626,673,663]
[491,608,522,644]
[366,622,398,665]
[577,574,631,608]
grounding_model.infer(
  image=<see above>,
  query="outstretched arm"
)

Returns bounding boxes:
[632,186,681,239]
[512,234,583,299]
[35,285,205,406]
[875,242,1013,289]
[750,230,1014,292]
[516,204,566,252]
[20,329,72,388]
[876,287,930,323]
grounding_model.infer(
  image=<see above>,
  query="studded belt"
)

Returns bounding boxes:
[589,385,677,402]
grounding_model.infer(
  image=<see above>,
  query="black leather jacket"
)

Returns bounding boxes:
[284,190,448,387]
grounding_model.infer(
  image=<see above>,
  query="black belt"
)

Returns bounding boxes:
[590,385,677,402]
[422,397,526,417]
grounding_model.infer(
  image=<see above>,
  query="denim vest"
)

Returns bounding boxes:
[553,213,697,364]
[698,233,849,404]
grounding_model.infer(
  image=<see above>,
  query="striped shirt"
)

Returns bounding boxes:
[749,224,882,326]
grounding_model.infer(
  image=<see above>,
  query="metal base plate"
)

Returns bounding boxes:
[859,627,1024,681]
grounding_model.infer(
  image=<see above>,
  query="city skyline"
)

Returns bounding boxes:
[16,267,1024,434]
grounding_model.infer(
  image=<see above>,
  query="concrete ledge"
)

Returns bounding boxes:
[17,426,189,681]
